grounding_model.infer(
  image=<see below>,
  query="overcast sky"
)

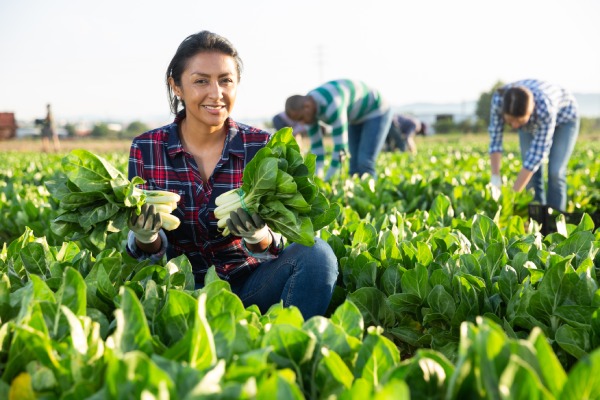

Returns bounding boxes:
[1,0,599,125]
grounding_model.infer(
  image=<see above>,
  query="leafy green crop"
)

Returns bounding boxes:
[215,128,341,246]
[45,149,147,250]
[1,136,599,398]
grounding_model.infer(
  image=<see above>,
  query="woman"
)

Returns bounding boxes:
[488,79,579,211]
[126,31,338,319]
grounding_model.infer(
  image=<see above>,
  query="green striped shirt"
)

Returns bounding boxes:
[306,79,389,178]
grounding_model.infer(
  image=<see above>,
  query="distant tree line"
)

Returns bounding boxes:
[60,121,151,139]
[90,121,151,139]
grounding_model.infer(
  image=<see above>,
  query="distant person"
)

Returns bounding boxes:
[272,111,307,151]
[285,79,392,181]
[384,114,425,154]
[41,103,61,152]
[488,79,579,210]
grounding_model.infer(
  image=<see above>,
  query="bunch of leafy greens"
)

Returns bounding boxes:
[46,149,146,249]
[215,127,340,246]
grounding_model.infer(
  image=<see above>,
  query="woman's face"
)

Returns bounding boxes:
[172,51,238,131]
[503,113,531,129]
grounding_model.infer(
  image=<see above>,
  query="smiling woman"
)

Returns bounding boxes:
[125,30,339,320]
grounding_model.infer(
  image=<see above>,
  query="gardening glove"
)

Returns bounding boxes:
[128,203,162,244]
[226,208,269,244]
[490,174,502,201]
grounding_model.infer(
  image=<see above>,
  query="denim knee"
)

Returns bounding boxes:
[302,237,339,284]
[548,167,566,183]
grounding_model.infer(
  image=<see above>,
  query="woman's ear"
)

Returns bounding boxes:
[168,76,181,98]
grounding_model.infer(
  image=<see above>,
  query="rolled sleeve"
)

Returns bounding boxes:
[126,229,168,264]
[241,230,284,261]
[488,93,504,154]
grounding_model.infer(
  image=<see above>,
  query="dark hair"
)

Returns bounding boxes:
[165,31,243,114]
[502,86,532,117]
[285,95,305,114]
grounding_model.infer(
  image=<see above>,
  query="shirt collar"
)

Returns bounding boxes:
[166,110,245,162]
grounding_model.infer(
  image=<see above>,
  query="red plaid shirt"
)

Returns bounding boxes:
[128,111,280,281]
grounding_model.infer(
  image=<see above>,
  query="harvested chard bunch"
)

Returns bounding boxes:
[140,189,181,231]
[46,149,180,249]
[214,127,340,246]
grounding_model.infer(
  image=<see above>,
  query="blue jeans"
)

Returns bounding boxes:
[347,108,393,177]
[229,238,338,320]
[519,118,580,211]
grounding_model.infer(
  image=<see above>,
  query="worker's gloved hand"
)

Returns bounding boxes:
[128,203,162,244]
[490,174,502,201]
[226,208,269,244]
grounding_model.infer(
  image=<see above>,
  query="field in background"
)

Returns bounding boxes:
[1,131,598,154]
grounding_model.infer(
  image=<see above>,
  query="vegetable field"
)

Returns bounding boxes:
[1,134,600,399]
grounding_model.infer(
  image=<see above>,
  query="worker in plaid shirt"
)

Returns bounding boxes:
[488,79,579,211]
[125,31,338,319]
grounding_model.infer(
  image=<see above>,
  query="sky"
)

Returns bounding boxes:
[1,0,599,126]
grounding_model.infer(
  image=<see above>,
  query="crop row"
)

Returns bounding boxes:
[0,139,599,398]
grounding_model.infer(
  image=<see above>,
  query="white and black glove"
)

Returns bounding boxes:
[128,203,162,244]
[226,208,269,244]
[490,174,502,201]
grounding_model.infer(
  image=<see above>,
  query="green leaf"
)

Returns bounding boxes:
[352,222,378,249]
[62,149,124,192]
[282,192,311,213]
[426,194,454,226]
[401,264,431,300]
[498,265,519,304]
[386,349,454,399]
[256,369,304,399]
[155,289,198,346]
[309,195,339,231]
[20,242,49,277]
[276,170,297,195]
[354,326,400,384]
[319,348,354,390]
[348,287,395,328]
[528,258,578,325]
[554,231,595,269]
[104,351,175,399]
[110,286,154,356]
[330,300,364,339]
[555,325,589,359]
[161,292,217,369]
[559,347,600,399]
[498,354,554,400]
[471,214,503,251]
[261,324,316,368]
[56,267,87,316]
[427,285,456,320]
[529,328,566,396]
[77,202,121,229]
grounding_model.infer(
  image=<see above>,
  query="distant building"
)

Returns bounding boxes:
[0,112,17,140]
